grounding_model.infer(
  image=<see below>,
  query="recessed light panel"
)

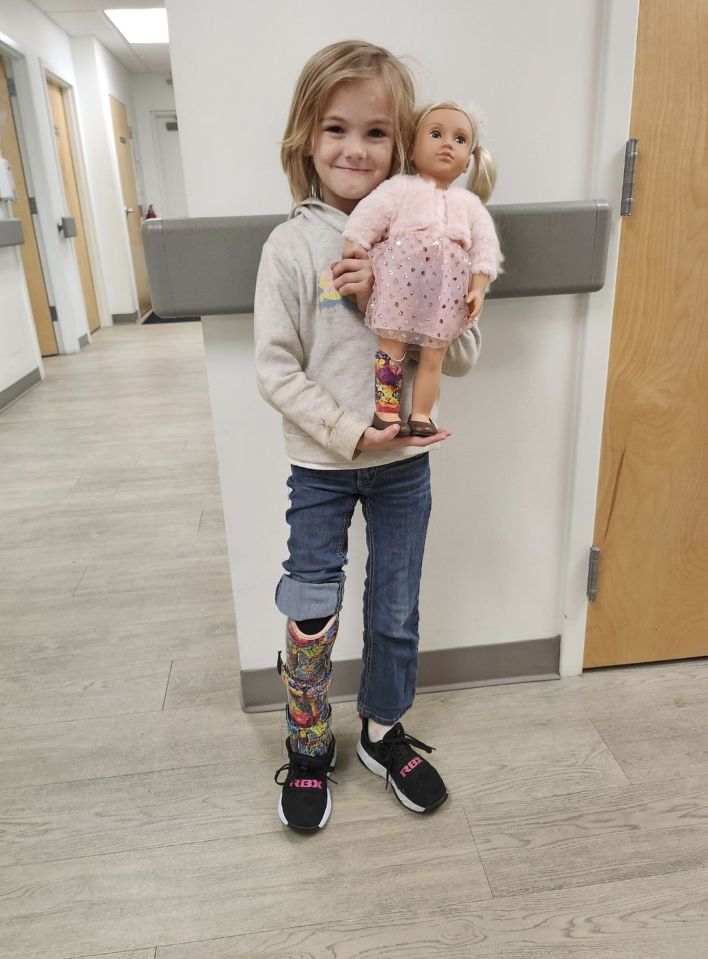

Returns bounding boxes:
[105,8,169,44]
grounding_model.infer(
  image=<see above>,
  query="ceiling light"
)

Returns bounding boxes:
[105,8,169,44]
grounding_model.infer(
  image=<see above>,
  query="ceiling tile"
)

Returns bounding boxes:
[33,0,97,11]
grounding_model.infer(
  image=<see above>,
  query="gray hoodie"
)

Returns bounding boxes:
[254,199,481,468]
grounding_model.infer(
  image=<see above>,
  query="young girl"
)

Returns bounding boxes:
[343,102,501,435]
[254,41,483,832]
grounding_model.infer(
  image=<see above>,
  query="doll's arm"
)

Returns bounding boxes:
[254,242,369,460]
[467,195,503,282]
[466,272,489,320]
[342,177,400,250]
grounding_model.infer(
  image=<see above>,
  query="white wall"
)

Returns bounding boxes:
[70,36,137,319]
[166,0,639,677]
[0,242,42,394]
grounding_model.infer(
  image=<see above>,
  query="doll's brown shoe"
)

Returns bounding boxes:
[407,416,438,437]
[372,413,412,436]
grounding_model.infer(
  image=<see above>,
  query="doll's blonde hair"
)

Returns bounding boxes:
[281,40,415,204]
[414,101,497,203]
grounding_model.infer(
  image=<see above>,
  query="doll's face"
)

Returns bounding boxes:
[411,108,474,188]
[311,78,395,214]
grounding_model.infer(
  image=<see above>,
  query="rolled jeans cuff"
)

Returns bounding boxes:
[275,575,341,621]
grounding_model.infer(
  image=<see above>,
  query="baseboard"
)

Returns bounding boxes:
[240,635,561,712]
[112,312,139,324]
[0,367,42,412]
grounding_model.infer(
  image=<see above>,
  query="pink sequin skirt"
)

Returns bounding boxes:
[365,233,472,349]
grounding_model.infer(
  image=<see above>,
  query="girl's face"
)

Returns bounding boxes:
[411,108,474,188]
[311,78,395,214]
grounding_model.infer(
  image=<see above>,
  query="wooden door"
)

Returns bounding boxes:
[46,78,100,333]
[584,0,708,668]
[0,58,57,356]
[109,95,151,315]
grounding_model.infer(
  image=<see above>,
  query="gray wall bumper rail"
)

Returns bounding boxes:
[0,219,24,248]
[142,200,611,317]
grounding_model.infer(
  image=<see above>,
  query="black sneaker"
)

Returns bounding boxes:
[274,736,337,831]
[357,720,447,813]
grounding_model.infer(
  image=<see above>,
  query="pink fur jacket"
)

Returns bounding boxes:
[343,174,501,281]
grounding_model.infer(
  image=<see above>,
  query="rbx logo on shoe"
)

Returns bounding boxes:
[274,736,337,831]
[356,719,447,813]
[399,755,423,778]
[290,778,323,790]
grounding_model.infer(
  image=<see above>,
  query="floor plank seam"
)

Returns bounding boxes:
[463,805,495,899]
[0,759,235,793]
[71,566,89,597]
[0,705,168,733]
[162,660,174,710]
[588,717,632,783]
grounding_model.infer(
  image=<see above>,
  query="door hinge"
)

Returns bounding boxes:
[49,306,59,324]
[7,75,17,97]
[28,196,38,215]
[587,546,600,602]
[621,139,639,216]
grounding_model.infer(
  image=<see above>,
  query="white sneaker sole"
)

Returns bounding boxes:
[356,741,447,814]
[278,744,336,831]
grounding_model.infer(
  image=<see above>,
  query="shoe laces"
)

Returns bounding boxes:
[383,728,434,791]
[274,750,337,787]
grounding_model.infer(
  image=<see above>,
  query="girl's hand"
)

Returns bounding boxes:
[332,247,374,313]
[356,423,452,451]
[466,289,485,320]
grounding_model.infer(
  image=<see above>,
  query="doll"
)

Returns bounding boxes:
[343,101,501,436]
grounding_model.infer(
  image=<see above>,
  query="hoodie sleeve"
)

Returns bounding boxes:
[441,323,482,376]
[342,177,401,250]
[254,241,370,461]
[466,193,502,282]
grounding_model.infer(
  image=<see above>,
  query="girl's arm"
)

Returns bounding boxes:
[254,242,370,460]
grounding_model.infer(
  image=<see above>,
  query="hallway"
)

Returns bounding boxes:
[1,325,708,957]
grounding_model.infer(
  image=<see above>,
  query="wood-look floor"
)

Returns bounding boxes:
[1,324,707,959]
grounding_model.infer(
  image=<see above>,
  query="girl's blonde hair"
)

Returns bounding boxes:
[414,101,497,203]
[281,40,415,204]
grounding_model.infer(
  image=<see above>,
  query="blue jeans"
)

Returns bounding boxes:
[275,453,432,725]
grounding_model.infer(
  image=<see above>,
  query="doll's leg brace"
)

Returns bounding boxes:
[278,614,339,756]
[374,349,405,415]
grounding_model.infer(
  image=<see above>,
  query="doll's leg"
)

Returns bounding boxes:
[374,336,407,425]
[411,346,447,424]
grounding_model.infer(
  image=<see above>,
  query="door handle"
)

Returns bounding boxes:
[125,206,134,214]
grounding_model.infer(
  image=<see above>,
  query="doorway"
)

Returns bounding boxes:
[109,95,151,316]
[584,0,708,668]
[46,76,100,334]
[152,112,187,219]
[0,55,57,356]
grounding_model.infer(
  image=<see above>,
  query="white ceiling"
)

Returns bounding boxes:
[32,0,172,73]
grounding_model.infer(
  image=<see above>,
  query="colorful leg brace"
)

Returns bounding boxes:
[374,349,405,415]
[278,615,339,756]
